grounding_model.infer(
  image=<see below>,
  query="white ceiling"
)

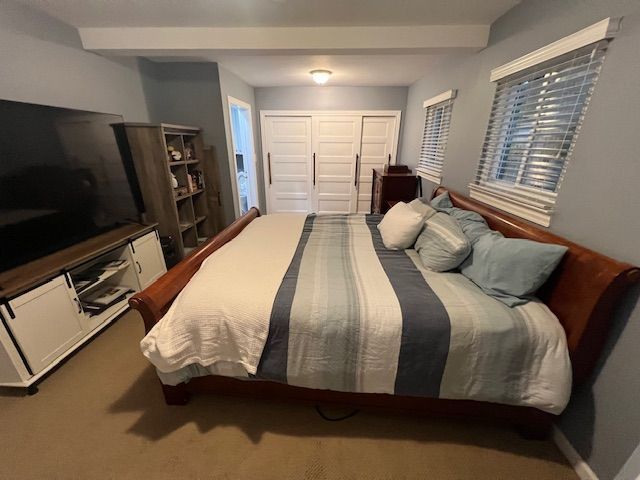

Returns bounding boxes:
[21,0,520,87]
[20,0,519,28]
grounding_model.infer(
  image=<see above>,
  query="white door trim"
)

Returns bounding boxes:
[227,95,260,218]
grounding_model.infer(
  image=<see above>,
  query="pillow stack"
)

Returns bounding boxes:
[429,192,568,306]
[376,192,568,306]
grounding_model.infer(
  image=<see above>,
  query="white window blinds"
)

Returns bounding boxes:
[470,40,608,226]
[417,91,455,183]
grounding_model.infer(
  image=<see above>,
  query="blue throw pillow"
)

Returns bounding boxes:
[430,191,454,210]
[430,192,492,244]
[460,233,568,307]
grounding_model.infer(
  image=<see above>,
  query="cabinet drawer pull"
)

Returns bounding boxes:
[74,298,82,314]
[136,261,143,274]
[4,302,15,319]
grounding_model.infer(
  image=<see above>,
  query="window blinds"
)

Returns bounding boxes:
[470,40,608,224]
[417,98,454,182]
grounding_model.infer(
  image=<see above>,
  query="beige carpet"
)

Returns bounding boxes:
[0,311,577,480]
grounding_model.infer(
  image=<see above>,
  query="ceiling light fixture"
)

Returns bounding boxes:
[310,69,332,85]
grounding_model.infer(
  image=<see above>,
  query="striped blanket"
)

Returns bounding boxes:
[141,213,572,414]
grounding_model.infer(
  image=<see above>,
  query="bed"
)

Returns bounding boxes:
[130,187,639,438]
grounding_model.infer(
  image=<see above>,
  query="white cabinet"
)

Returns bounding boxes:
[3,275,86,374]
[0,226,167,388]
[262,112,400,214]
[131,231,167,290]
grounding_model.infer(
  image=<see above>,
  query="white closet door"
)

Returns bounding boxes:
[312,115,362,214]
[356,116,398,213]
[263,116,313,213]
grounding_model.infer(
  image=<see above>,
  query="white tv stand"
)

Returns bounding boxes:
[0,224,166,393]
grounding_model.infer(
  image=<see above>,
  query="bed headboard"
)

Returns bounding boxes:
[433,187,640,384]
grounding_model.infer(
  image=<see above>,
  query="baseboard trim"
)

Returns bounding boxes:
[553,426,599,480]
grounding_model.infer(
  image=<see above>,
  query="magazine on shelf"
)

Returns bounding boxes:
[81,285,131,306]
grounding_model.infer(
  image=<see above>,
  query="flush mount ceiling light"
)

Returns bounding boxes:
[310,69,332,85]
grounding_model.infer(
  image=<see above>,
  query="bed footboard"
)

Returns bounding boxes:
[129,207,261,333]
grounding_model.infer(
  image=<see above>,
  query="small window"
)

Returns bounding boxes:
[469,26,614,226]
[417,90,456,184]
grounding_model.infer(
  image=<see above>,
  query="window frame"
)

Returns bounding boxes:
[468,17,620,227]
[417,89,457,184]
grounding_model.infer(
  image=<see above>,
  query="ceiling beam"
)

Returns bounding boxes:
[79,25,490,55]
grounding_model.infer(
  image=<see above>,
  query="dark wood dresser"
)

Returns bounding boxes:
[370,167,418,214]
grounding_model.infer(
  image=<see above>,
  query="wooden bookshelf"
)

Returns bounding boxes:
[116,123,223,264]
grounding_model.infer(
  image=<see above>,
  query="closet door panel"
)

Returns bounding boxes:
[263,116,312,213]
[312,115,362,214]
[357,116,398,213]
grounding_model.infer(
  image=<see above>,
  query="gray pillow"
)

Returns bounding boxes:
[408,198,437,220]
[430,192,491,244]
[460,233,568,307]
[415,212,471,272]
[430,191,453,210]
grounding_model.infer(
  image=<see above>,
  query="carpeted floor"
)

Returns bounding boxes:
[0,311,577,480]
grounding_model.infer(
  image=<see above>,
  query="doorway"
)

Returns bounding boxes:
[228,96,259,216]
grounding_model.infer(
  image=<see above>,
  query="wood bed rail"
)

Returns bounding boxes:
[129,207,261,333]
[433,187,640,384]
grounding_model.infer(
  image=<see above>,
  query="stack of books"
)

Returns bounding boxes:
[80,285,132,316]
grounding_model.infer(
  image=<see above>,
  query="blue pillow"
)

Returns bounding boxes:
[430,192,491,244]
[430,191,453,210]
[460,233,568,307]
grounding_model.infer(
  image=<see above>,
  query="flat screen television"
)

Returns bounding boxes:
[0,100,144,273]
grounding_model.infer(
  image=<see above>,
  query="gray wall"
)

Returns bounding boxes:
[139,60,236,226]
[255,86,408,112]
[218,66,264,213]
[399,1,640,479]
[0,0,149,121]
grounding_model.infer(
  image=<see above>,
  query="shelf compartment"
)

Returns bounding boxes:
[84,291,135,332]
[74,261,130,297]
[194,216,206,225]
[179,222,194,233]
[173,188,204,202]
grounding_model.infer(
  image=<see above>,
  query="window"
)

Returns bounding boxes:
[469,18,620,226]
[417,90,456,184]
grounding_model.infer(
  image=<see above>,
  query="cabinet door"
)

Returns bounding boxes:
[312,115,362,214]
[5,275,86,374]
[131,231,167,290]
[263,116,313,213]
[356,116,398,213]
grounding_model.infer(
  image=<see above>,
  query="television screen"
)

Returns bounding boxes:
[0,100,143,272]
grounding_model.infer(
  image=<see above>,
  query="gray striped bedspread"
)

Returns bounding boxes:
[141,213,572,414]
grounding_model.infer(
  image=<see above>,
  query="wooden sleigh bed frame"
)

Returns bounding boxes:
[129,187,640,438]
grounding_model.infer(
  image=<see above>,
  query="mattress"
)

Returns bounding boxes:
[140,213,572,414]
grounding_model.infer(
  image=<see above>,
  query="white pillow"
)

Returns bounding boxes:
[377,202,425,250]
[408,198,437,220]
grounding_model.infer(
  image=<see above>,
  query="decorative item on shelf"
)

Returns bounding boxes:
[174,186,189,198]
[170,173,179,188]
[167,145,182,162]
[184,143,195,161]
[192,170,204,190]
[187,173,195,192]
